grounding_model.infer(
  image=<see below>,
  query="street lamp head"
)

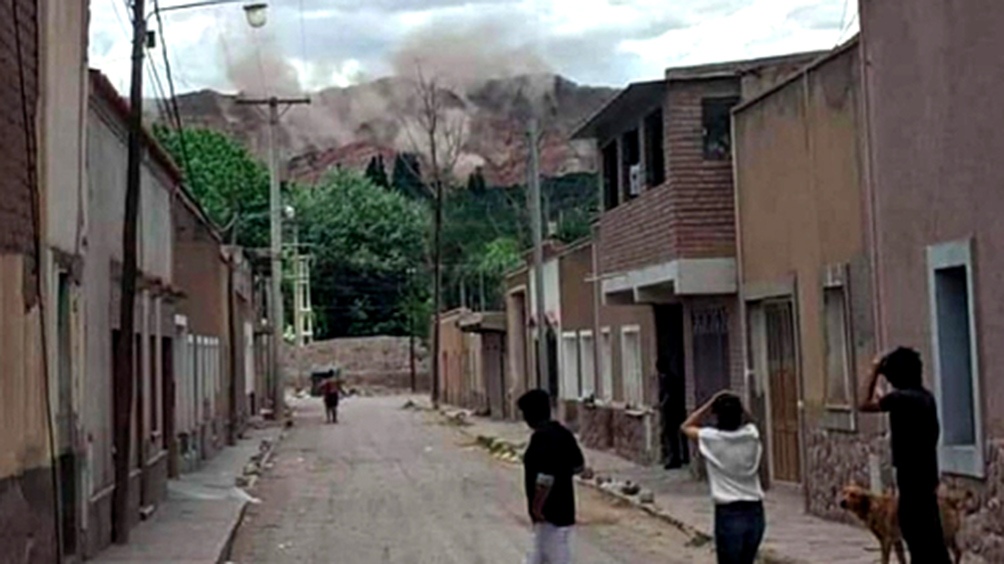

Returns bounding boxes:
[243,3,268,28]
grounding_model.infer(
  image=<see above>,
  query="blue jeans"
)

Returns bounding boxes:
[714,501,765,564]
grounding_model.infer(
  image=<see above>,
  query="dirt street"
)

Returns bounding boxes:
[229,395,714,563]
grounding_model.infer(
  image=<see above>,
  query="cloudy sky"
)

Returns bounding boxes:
[89,0,858,95]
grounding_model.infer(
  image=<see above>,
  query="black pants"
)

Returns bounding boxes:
[714,501,765,564]
[899,490,951,564]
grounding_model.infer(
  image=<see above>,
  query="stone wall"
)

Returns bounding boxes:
[945,441,1004,563]
[805,429,893,523]
[612,408,658,465]
[579,404,613,450]
[281,336,430,391]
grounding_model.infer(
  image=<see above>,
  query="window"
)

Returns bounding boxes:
[824,286,852,408]
[600,328,613,401]
[644,109,665,187]
[561,331,580,400]
[602,142,619,210]
[702,97,740,160]
[928,240,983,477]
[620,326,643,407]
[579,331,596,398]
[621,129,641,200]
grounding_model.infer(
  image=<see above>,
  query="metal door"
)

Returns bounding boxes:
[764,300,801,483]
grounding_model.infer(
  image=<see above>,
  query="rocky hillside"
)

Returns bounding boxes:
[167,74,618,186]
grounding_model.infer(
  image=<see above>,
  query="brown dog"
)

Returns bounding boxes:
[839,484,963,563]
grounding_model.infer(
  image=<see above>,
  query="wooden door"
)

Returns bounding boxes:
[764,301,801,483]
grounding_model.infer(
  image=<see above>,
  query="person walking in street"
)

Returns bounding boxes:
[519,389,585,564]
[860,347,952,563]
[682,391,765,564]
[322,374,342,424]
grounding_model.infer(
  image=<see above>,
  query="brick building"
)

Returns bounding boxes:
[572,52,821,470]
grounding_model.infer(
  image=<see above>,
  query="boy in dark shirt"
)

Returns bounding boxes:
[860,347,951,563]
[518,389,585,564]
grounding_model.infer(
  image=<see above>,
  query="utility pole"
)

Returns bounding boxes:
[236,96,310,420]
[528,117,548,394]
[407,267,417,392]
[112,0,146,544]
[290,220,313,391]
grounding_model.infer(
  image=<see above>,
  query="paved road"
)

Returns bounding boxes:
[230,395,714,563]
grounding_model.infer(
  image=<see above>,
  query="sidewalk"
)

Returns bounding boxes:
[92,424,284,564]
[438,406,883,564]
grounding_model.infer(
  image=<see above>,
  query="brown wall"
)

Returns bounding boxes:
[861,2,1004,557]
[735,43,889,517]
[281,336,430,391]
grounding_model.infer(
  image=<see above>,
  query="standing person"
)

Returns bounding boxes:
[322,373,341,424]
[860,347,951,563]
[682,391,765,564]
[518,389,585,564]
[658,355,688,469]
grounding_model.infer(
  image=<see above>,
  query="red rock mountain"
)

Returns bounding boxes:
[168,74,617,186]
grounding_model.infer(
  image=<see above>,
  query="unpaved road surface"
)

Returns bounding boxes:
[230,395,714,563]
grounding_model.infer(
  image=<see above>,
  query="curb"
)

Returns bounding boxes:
[442,413,799,564]
[219,428,286,563]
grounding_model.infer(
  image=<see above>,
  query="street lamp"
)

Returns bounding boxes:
[243,3,268,28]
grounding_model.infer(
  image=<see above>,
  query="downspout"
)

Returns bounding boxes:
[798,72,813,511]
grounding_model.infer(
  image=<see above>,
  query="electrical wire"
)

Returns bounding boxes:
[152,0,196,182]
[12,0,62,559]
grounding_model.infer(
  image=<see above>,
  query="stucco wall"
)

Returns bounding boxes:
[861,2,1004,559]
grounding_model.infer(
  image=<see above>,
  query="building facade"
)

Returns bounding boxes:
[858,0,1004,558]
[572,52,820,470]
[733,40,892,506]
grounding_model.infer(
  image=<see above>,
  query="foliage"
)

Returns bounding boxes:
[290,169,431,339]
[153,125,270,248]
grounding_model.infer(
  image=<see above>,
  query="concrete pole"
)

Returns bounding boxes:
[268,98,285,419]
[528,117,549,394]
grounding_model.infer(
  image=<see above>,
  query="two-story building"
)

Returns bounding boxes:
[572,52,821,470]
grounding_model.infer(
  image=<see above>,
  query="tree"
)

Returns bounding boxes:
[365,155,390,188]
[153,125,270,248]
[391,152,426,201]
[397,64,469,408]
[290,169,430,339]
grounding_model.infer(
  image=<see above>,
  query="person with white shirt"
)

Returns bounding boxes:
[682,390,765,564]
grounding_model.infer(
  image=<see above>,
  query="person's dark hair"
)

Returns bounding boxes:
[517,389,551,424]
[879,347,923,390]
[712,393,744,431]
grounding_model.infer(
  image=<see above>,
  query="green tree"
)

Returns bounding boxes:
[391,152,426,201]
[153,125,270,248]
[365,155,390,188]
[291,169,430,338]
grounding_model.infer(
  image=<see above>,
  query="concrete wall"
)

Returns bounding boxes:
[83,80,175,556]
[734,43,887,513]
[860,0,1004,558]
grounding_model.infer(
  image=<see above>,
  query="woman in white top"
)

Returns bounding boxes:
[682,391,765,564]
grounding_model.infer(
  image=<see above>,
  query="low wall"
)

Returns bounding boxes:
[575,402,659,465]
[281,336,430,391]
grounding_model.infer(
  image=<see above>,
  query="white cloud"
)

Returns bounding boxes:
[87,0,858,95]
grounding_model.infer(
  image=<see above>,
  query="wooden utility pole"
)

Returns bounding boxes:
[112,0,146,544]
[235,96,309,420]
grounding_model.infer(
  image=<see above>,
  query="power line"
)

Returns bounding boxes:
[152,0,196,189]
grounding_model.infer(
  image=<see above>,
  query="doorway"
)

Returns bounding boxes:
[655,304,687,469]
[764,300,802,483]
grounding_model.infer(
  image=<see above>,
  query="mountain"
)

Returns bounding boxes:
[165,74,618,187]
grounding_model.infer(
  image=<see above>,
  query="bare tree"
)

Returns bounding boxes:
[397,63,468,408]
